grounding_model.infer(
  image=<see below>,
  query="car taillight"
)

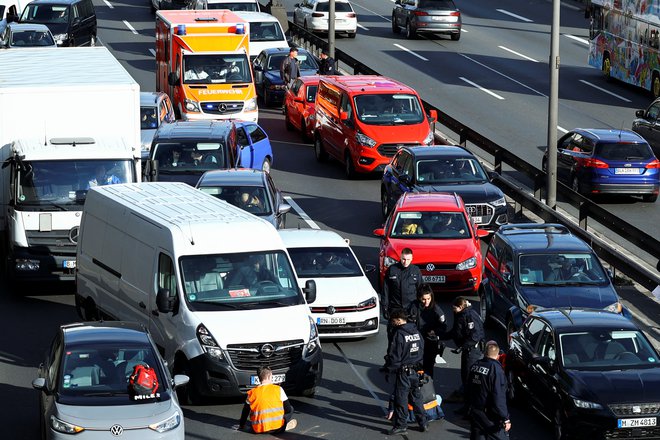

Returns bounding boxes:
[646,159,660,168]
[346,12,356,17]
[312,12,324,17]
[450,11,460,16]
[414,10,429,16]
[582,158,609,168]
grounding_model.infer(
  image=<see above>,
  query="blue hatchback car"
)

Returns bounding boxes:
[542,128,660,202]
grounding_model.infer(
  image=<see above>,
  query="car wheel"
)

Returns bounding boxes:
[90,34,96,46]
[479,290,491,328]
[392,15,400,34]
[261,157,271,173]
[450,31,461,41]
[314,136,328,162]
[643,193,658,202]
[381,188,390,219]
[405,20,416,39]
[300,118,310,142]
[348,29,357,38]
[284,108,294,131]
[571,175,581,194]
[344,151,355,179]
[175,358,202,405]
[602,54,611,81]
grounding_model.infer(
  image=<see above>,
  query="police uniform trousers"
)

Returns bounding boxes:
[469,408,508,440]
[461,347,483,390]
[393,368,427,429]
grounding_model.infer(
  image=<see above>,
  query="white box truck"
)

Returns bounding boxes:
[76,182,323,402]
[0,47,141,283]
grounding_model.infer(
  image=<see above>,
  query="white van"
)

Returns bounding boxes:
[190,0,260,11]
[233,11,288,61]
[75,182,322,402]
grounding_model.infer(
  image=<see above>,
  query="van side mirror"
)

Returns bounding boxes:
[7,13,18,23]
[32,378,47,392]
[168,72,180,86]
[635,109,645,118]
[156,288,174,313]
[303,279,316,303]
[428,109,438,123]
[278,203,291,215]
[339,111,348,121]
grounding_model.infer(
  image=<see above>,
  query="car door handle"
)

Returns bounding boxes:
[139,301,146,309]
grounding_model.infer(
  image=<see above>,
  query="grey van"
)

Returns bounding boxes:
[19,0,96,46]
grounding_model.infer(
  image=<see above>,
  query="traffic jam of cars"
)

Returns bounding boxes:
[2,0,660,438]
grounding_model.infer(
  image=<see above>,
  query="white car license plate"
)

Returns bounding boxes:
[617,417,657,428]
[251,374,285,385]
[471,216,483,224]
[615,168,641,174]
[423,275,446,283]
[63,260,76,269]
[317,317,346,325]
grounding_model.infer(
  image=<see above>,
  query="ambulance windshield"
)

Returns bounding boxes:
[183,54,252,84]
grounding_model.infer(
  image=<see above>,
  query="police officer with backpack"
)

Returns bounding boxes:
[385,308,428,435]
[467,341,511,440]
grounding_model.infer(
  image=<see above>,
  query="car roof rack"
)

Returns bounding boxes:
[498,223,570,235]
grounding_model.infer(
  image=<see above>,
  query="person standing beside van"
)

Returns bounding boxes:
[280,47,300,91]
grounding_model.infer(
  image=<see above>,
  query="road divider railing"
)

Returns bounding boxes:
[278,16,660,291]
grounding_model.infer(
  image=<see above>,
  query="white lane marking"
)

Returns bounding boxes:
[393,43,428,61]
[123,20,138,35]
[459,53,547,97]
[496,9,533,22]
[498,45,538,63]
[283,196,320,230]
[334,343,389,416]
[579,79,632,102]
[460,77,505,100]
[561,1,580,11]
[351,2,392,21]
[103,0,113,8]
[564,33,589,45]
[357,23,369,30]
[149,48,156,57]
[558,126,569,134]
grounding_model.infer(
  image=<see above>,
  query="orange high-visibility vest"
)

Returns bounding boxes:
[247,384,285,433]
[408,398,438,411]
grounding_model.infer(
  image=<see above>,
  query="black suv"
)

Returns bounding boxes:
[20,0,97,46]
[381,145,508,229]
[479,223,629,335]
[507,308,660,439]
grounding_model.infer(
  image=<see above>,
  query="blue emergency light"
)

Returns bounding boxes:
[176,24,186,35]
[235,23,245,34]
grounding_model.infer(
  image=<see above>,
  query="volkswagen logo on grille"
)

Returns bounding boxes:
[110,425,124,436]
[219,103,228,112]
[632,405,642,413]
[326,305,336,315]
[426,263,435,272]
[260,343,275,357]
[68,226,80,245]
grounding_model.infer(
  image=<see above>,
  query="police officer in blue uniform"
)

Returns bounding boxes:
[385,308,429,436]
[467,341,511,440]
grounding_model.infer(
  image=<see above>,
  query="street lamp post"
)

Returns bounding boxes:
[328,0,335,59]
[546,0,560,209]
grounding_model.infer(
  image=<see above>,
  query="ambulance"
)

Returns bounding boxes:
[156,10,258,122]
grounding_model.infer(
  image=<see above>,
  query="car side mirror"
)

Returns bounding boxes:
[303,279,316,303]
[278,203,291,215]
[172,374,190,389]
[364,263,376,273]
[167,72,179,86]
[428,109,438,123]
[373,228,385,237]
[7,13,18,23]
[635,109,645,118]
[340,110,349,121]
[156,288,174,313]
[477,228,490,238]
[32,378,47,391]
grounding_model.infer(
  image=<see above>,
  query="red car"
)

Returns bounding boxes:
[373,192,488,294]
[283,75,320,142]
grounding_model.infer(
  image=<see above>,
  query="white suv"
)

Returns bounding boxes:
[293,0,357,38]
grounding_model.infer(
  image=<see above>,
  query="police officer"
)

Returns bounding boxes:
[467,341,511,440]
[407,284,446,378]
[441,296,485,406]
[386,308,428,435]
[318,50,337,75]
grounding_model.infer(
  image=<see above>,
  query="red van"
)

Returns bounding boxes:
[313,75,437,178]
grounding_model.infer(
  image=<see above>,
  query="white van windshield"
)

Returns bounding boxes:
[180,251,304,309]
[249,21,284,42]
[208,1,259,11]
[354,93,424,125]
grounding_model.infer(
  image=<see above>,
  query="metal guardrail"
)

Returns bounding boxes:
[282,20,660,290]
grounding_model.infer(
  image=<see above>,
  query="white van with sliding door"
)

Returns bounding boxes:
[75,182,322,403]
[233,11,288,61]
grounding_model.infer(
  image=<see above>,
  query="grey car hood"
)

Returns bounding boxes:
[55,399,177,429]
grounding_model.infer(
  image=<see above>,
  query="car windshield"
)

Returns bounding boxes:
[288,247,362,278]
[250,22,284,42]
[183,54,252,84]
[518,253,608,285]
[140,106,158,130]
[20,4,69,24]
[57,342,170,405]
[180,251,304,310]
[391,211,471,239]
[354,93,424,125]
[16,160,132,209]
[208,1,258,10]
[198,184,272,215]
[596,142,654,161]
[267,53,318,71]
[306,85,318,102]
[154,142,228,172]
[11,29,55,46]
[316,2,353,12]
[560,330,660,370]
[416,158,488,184]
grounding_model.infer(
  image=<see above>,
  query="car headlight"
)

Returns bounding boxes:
[356,132,376,147]
[423,130,434,145]
[456,257,477,271]
[50,415,84,434]
[244,97,257,112]
[572,397,603,410]
[197,324,225,361]
[53,33,68,44]
[604,302,623,314]
[384,256,398,268]
[184,99,200,112]
[306,315,320,355]
[149,411,181,433]
[357,296,377,310]
[491,196,506,207]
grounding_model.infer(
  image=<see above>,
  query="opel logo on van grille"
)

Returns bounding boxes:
[260,343,275,357]
[68,226,80,245]
[110,424,124,436]
[426,263,435,272]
